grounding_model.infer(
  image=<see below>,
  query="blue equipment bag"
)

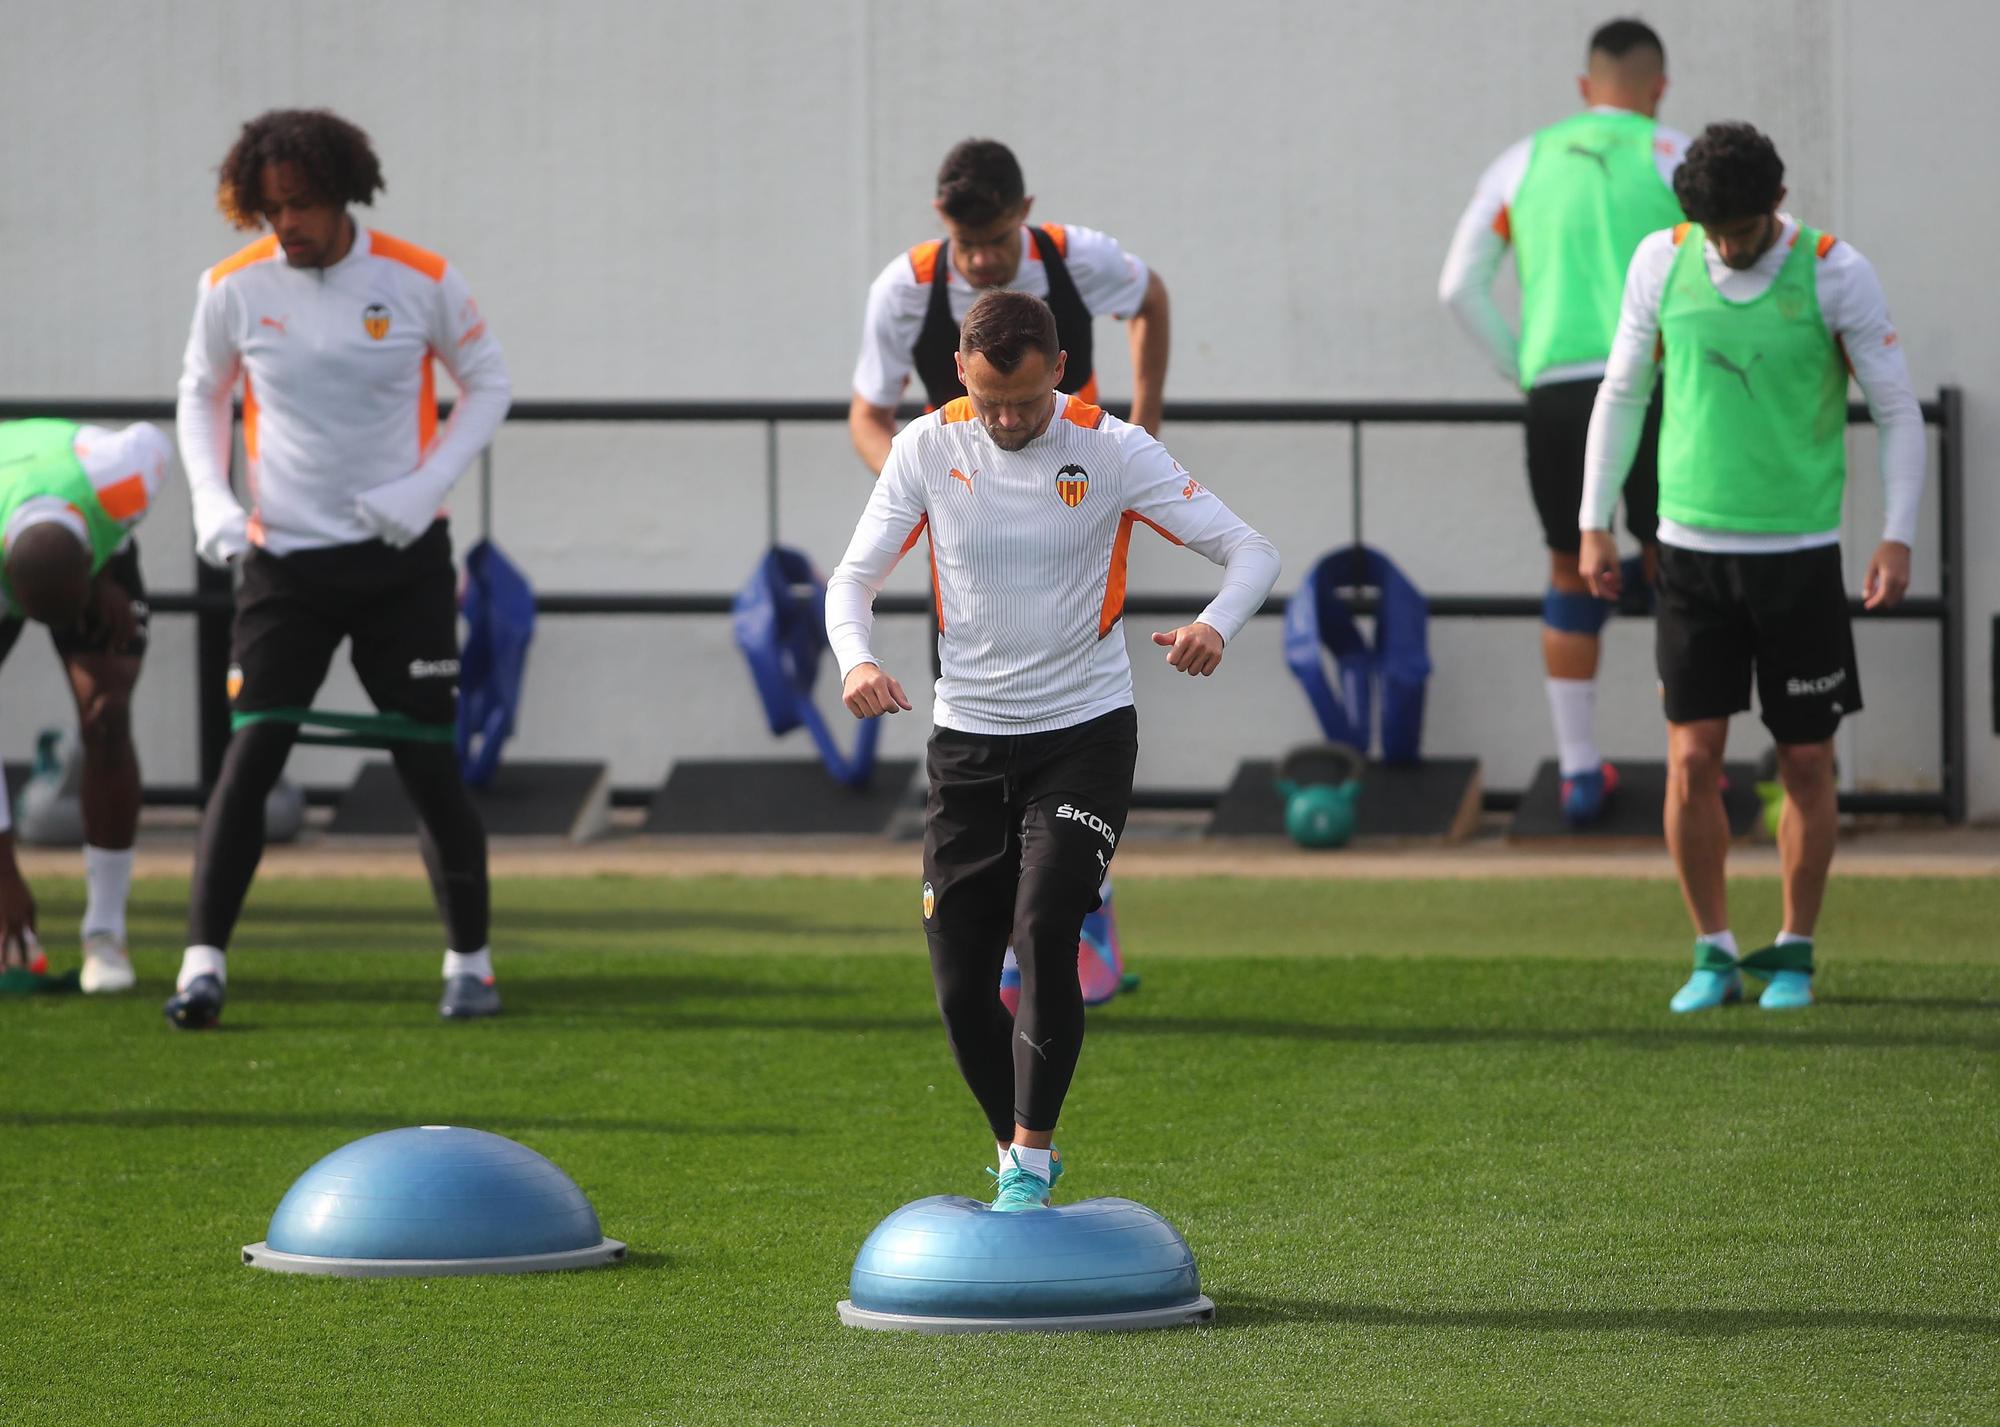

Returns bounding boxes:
[734,546,880,788]
[1283,546,1432,765]
[457,539,537,787]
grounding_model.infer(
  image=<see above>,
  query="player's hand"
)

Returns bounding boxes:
[0,843,38,969]
[356,473,444,550]
[1863,540,1911,610]
[1578,530,1623,600]
[842,662,911,719]
[84,574,140,651]
[192,493,250,568]
[1151,621,1224,676]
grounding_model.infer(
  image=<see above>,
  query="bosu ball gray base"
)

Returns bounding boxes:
[242,1239,626,1278]
[836,1296,1216,1334]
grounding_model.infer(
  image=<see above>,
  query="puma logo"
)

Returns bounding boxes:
[1566,142,1610,174]
[948,466,977,492]
[259,315,288,336]
[1095,848,1109,876]
[1704,348,1766,397]
[1018,1030,1052,1061]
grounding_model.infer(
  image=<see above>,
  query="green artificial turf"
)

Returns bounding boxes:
[1,874,1994,1425]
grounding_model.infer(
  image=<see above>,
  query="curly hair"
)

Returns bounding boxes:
[935,139,1025,228]
[216,109,384,230]
[1673,122,1785,226]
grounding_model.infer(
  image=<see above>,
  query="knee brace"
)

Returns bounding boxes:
[1543,587,1613,636]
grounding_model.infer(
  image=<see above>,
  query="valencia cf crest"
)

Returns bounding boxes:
[1055,463,1089,508]
[922,881,936,920]
[362,303,391,340]
[226,664,244,701]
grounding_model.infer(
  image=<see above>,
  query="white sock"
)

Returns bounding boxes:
[1545,677,1601,778]
[443,946,494,981]
[1775,930,1813,946]
[998,1143,1015,1175]
[1007,1145,1053,1184]
[82,845,134,942]
[178,945,227,990]
[1698,930,1739,959]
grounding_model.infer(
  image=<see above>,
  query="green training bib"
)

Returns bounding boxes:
[0,419,130,612]
[1511,109,1684,389]
[1657,225,1850,534]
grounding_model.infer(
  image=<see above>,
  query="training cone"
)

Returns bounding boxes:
[242,1126,626,1277]
[837,1195,1214,1333]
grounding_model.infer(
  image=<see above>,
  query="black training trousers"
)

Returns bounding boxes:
[920,705,1137,1139]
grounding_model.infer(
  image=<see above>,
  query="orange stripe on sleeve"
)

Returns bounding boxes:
[1059,396,1104,430]
[1038,223,1068,257]
[1816,231,1838,259]
[418,352,439,457]
[369,230,448,282]
[909,240,944,284]
[243,373,260,463]
[1097,508,1186,638]
[1491,206,1511,241]
[207,234,279,285]
[1672,221,1692,246]
[96,474,148,522]
[1075,375,1100,408]
[939,397,977,424]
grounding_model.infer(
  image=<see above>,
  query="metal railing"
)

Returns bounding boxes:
[0,390,1966,819]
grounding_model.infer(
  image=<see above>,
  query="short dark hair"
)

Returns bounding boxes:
[1674,122,1785,225]
[1589,18,1665,66]
[935,139,1025,228]
[959,290,1058,373]
[216,109,384,231]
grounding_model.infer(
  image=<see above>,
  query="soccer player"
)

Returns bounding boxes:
[167,109,512,1029]
[848,137,1169,474]
[0,419,171,991]
[827,291,1280,1208]
[1580,122,1922,1012]
[1439,18,1688,824]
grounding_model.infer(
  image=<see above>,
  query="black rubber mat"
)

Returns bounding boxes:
[329,760,611,839]
[644,759,919,835]
[1208,757,1483,842]
[1507,759,1762,842]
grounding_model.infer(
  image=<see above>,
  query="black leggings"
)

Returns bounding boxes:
[188,722,489,953]
[921,708,1137,1141]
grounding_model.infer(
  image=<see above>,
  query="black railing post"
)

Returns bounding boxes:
[1938,385,1967,822]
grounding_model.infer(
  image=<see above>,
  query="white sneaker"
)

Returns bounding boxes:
[80,932,135,994]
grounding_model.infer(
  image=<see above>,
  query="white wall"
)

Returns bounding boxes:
[0,0,1987,807]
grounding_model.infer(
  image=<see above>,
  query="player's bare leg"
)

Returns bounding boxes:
[66,650,141,993]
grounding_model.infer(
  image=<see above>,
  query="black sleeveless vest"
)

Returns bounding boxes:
[911,226,1095,410]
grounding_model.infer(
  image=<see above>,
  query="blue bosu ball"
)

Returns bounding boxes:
[837,1195,1214,1332]
[242,1126,626,1277]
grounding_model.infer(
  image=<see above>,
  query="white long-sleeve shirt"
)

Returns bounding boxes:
[175,225,511,555]
[1580,218,1923,554]
[851,225,1150,409]
[1438,108,1689,386]
[827,393,1281,735]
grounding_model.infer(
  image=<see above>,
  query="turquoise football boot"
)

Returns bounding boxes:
[1669,940,1743,1014]
[1742,941,1815,1011]
[987,1149,1063,1212]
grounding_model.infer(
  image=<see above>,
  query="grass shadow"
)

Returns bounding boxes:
[1818,993,2000,1013]
[1215,1295,2000,1338]
[3,1109,799,1137]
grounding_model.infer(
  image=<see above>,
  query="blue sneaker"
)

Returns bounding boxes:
[1740,942,1814,1011]
[987,1149,1063,1212]
[439,974,502,1020]
[1561,762,1620,827]
[163,974,225,1030]
[1758,970,1815,1011]
[1669,941,1742,1014]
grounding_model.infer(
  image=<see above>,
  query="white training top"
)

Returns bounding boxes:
[1580,217,1924,555]
[826,393,1281,735]
[851,225,1150,409]
[176,226,512,555]
[1438,107,1690,387]
[2,422,171,573]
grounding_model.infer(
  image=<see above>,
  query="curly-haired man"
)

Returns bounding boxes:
[168,109,512,1028]
[1579,122,1924,1012]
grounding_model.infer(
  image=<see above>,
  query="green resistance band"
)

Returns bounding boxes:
[231,708,455,750]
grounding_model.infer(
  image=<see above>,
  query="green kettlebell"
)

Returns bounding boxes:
[1279,778,1360,849]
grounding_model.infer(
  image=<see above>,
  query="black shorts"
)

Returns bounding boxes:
[229,520,460,727]
[0,539,150,667]
[1525,376,1662,555]
[1655,542,1861,744]
[921,706,1138,937]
